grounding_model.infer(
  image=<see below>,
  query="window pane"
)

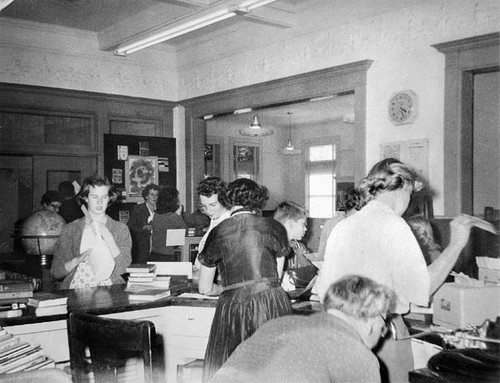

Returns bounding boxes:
[309,173,333,196]
[309,196,333,218]
[309,144,334,161]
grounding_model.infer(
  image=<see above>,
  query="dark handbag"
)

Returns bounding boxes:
[427,348,500,382]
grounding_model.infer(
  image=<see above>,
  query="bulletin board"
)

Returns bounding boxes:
[103,134,176,203]
[380,138,429,182]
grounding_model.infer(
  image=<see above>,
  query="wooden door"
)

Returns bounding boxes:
[33,155,97,208]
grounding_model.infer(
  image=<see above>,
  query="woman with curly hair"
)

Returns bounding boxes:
[315,158,477,383]
[198,178,292,382]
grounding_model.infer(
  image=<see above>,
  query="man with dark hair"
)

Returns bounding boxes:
[211,274,396,383]
[127,183,160,264]
[58,181,84,223]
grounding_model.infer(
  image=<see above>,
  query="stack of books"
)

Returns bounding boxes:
[0,279,35,319]
[0,327,55,373]
[125,264,171,301]
[27,292,68,317]
[126,264,171,290]
[126,264,157,283]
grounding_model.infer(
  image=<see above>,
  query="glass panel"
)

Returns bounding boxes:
[309,196,333,218]
[309,173,333,196]
[233,145,259,181]
[204,143,221,178]
[309,144,334,161]
[0,111,92,147]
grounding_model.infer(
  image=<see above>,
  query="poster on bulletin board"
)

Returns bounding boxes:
[380,138,429,182]
[103,134,176,203]
[125,155,159,202]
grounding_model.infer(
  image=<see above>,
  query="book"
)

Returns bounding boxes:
[126,279,171,290]
[0,302,27,311]
[126,264,157,273]
[27,292,68,308]
[128,275,156,283]
[0,342,31,361]
[0,346,44,374]
[0,309,23,319]
[24,357,55,371]
[127,289,171,302]
[128,271,157,278]
[0,297,29,306]
[5,354,46,373]
[0,280,34,293]
[0,336,21,354]
[0,291,33,300]
[32,305,68,317]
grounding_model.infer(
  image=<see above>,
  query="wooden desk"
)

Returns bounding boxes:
[0,279,217,383]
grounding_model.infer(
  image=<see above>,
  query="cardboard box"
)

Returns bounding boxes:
[478,267,500,284]
[432,282,500,329]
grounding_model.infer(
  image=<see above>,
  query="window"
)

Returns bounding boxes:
[306,142,337,218]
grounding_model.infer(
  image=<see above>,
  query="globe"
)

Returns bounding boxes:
[20,210,66,255]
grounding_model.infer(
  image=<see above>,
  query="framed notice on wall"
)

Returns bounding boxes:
[125,156,159,203]
[380,139,429,182]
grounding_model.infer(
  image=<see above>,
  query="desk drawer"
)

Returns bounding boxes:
[164,306,215,337]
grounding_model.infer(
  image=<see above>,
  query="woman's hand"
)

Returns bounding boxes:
[65,248,91,273]
[448,214,476,250]
[94,222,121,258]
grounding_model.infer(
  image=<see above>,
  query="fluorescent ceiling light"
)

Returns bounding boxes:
[115,0,277,56]
[234,108,253,114]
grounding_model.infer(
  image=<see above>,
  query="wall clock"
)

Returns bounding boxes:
[388,90,418,125]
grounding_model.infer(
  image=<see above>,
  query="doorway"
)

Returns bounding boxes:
[0,154,97,253]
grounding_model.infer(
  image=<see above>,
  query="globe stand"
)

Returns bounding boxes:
[19,234,59,292]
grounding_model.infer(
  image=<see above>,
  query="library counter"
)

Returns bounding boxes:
[0,278,218,382]
[0,277,216,327]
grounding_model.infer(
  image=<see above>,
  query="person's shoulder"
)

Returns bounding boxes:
[106,215,128,229]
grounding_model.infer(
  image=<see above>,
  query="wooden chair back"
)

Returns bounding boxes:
[68,311,156,383]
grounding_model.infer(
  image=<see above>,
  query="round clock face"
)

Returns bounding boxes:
[389,91,417,124]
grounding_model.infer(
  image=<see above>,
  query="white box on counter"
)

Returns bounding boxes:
[432,282,500,329]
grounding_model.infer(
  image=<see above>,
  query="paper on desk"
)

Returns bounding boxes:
[411,338,442,370]
[177,293,219,300]
[450,271,485,287]
[465,214,498,234]
[166,229,186,246]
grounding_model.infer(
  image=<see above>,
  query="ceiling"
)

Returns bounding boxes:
[0,0,323,51]
[0,0,353,126]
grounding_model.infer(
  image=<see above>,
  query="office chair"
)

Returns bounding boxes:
[68,311,157,383]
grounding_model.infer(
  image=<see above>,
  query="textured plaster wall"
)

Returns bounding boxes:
[0,18,178,100]
[177,0,499,215]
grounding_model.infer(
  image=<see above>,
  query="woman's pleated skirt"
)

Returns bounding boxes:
[203,279,292,382]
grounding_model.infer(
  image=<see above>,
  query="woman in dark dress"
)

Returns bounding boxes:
[198,178,292,382]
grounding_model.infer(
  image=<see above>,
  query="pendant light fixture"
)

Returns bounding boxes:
[281,112,302,155]
[239,115,274,137]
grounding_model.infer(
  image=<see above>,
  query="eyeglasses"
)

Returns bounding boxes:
[379,315,397,340]
[50,203,61,211]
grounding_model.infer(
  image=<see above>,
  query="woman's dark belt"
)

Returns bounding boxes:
[223,277,279,291]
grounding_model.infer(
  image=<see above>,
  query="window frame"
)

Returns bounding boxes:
[304,137,340,218]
